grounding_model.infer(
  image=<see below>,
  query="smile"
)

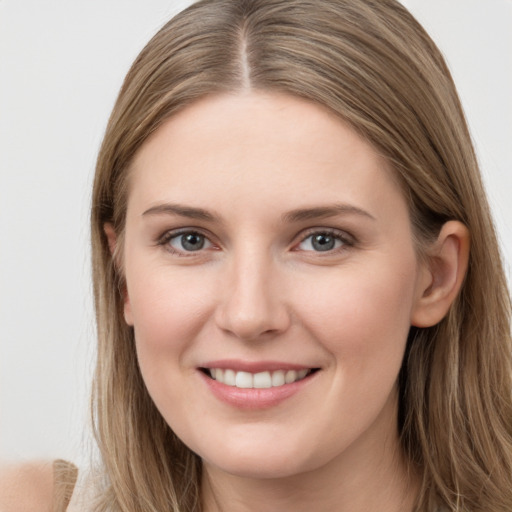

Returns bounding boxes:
[199,363,321,409]
[205,368,315,389]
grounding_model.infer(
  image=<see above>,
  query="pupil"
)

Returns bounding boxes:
[312,234,334,251]
[182,234,204,251]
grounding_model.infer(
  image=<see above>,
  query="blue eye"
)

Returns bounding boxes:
[298,232,345,252]
[168,232,212,252]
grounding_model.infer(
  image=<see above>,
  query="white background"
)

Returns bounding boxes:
[1,0,511,466]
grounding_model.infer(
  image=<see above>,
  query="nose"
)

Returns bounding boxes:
[214,251,291,341]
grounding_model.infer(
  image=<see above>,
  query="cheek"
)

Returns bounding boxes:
[287,259,417,459]
[124,262,215,368]
[125,265,217,423]
[297,258,417,371]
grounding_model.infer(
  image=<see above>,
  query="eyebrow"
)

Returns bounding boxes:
[142,202,376,223]
[142,203,220,222]
[282,204,376,223]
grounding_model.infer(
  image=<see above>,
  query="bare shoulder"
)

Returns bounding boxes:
[0,460,54,512]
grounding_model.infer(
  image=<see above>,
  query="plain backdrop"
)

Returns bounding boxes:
[1,0,511,466]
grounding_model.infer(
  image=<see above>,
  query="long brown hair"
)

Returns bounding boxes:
[90,1,512,510]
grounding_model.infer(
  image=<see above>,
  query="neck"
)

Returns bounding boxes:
[201,402,419,512]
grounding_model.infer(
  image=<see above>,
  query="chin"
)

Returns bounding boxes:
[198,437,323,480]
[207,455,313,480]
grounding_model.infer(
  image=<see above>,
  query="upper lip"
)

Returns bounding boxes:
[199,359,318,373]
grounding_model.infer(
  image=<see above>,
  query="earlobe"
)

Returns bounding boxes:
[123,298,134,327]
[103,223,134,326]
[411,221,470,328]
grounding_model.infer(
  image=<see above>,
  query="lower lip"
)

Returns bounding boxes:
[199,370,317,410]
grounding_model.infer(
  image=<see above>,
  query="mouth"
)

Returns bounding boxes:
[200,367,320,389]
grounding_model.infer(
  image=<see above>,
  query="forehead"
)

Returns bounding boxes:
[127,92,406,222]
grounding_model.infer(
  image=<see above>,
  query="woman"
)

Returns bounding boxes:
[2,0,511,510]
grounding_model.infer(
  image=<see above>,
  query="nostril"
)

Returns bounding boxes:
[214,296,292,341]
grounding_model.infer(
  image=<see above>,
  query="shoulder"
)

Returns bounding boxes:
[0,460,54,512]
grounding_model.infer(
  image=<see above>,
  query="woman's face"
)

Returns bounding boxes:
[120,92,430,479]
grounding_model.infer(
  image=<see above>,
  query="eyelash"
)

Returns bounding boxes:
[156,228,355,256]
[295,228,354,254]
[157,229,214,257]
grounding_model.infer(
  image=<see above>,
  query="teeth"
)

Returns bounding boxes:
[271,370,285,387]
[253,371,272,388]
[285,370,297,384]
[235,371,253,388]
[297,369,308,379]
[224,369,236,386]
[207,368,312,388]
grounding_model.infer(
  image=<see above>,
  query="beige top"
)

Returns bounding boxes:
[52,460,78,512]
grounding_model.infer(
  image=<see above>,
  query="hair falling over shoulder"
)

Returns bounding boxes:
[90,0,512,510]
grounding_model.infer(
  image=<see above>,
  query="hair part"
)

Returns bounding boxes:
[91,1,512,510]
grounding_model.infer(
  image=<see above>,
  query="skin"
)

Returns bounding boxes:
[107,91,469,512]
[0,461,53,512]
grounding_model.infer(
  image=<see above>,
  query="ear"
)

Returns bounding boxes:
[103,223,133,326]
[104,222,117,256]
[411,221,470,328]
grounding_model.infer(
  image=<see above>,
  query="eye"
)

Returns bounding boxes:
[166,231,213,253]
[297,231,348,252]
